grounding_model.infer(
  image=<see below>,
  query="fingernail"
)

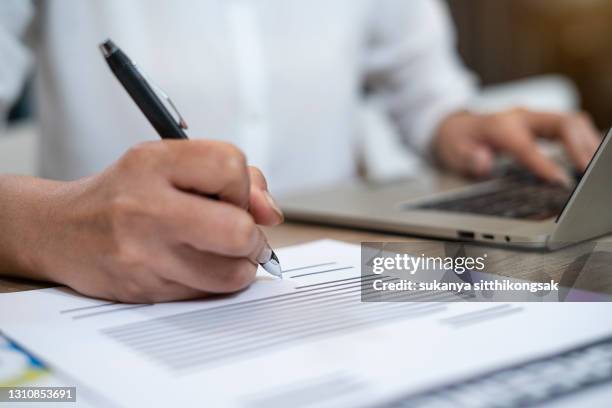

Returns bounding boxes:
[264,191,284,222]
[256,243,273,264]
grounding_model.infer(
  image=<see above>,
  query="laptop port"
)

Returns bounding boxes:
[482,234,495,240]
[458,231,475,240]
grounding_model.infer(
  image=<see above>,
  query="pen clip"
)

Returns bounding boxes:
[135,65,189,130]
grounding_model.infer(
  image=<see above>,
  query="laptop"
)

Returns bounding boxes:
[279,128,612,250]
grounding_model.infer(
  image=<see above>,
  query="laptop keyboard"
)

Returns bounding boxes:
[414,172,573,221]
[380,335,612,408]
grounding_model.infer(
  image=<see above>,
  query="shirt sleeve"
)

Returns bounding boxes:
[363,0,477,156]
[0,0,34,122]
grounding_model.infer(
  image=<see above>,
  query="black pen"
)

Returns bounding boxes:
[99,39,282,278]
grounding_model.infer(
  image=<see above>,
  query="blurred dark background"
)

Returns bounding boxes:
[447,0,612,129]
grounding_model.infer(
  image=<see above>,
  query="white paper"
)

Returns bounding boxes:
[1,240,612,408]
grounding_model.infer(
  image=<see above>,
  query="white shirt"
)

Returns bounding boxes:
[0,0,475,194]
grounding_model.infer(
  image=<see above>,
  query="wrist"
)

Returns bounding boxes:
[0,175,72,281]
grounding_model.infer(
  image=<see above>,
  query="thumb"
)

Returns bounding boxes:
[466,146,495,178]
[439,134,495,178]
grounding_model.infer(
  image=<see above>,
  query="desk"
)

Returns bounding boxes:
[2,222,611,295]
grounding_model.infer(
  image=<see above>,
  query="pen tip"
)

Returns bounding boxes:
[258,246,283,279]
[272,251,282,279]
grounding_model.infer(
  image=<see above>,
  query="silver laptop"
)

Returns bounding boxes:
[279,129,612,250]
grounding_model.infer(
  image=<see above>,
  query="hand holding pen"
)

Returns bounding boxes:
[99,39,283,280]
[0,42,284,305]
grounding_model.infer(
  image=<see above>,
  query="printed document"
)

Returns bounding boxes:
[1,240,611,407]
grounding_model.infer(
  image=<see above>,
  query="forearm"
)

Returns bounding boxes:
[0,175,66,280]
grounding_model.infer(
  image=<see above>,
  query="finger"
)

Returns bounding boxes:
[438,137,495,178]
[516,110,562,138]
[558,114,602,171]
[89,268,211,304]
[152,140,251,208]
[249,188,284,226]
[486,126,570,185]
[159,189,265,258]
[119,280,210,304]
[522,111,602,171]
[165,244,259,294]
[247,167,283,225]
[465,146,495,178]
[148,281,210,302]
[248,166,268,191]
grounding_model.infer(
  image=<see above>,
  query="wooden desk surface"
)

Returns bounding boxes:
[2,222,610,295]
